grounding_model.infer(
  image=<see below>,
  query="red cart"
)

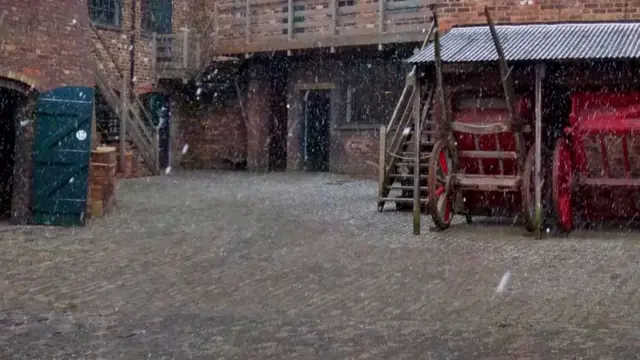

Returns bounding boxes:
[553,92,640,232]
[428,94,539,231]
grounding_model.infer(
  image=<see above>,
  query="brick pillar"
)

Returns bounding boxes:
[245,65,271,172]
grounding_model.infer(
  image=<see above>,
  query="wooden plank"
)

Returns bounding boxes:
[534,64,544,237]
[213,30,429,54]
[472,134,484,174]
[287,0,293,39]
[246,0,252,42]
[455,175,521,191]
[378,0,385,34]
[413,80,421,235]
[459,150,518,159]
[119,73,127,174]
[579,177,640,187]
[451,121,511,134]
[331,0,337,35]
[379,125,387,199]
[484,7,525,171]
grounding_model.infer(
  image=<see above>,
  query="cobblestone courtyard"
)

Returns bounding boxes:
[1,171,640,359]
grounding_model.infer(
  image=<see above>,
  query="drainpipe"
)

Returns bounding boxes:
[129,0,136,90]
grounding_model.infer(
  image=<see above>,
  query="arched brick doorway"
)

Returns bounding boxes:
[0,76,36,222]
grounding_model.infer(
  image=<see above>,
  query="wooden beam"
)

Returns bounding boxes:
[182,29,189,69]
[331,0,337,36]
[534,63,544,238]
[246,0,251,43]
[484,7,518,126]
[119,72,128,174]
[211,31,432,55]
[484,6,524,172]
[288,0,294,40]
[379,125,387,200]
[378,0,385,34]
[413,80,421,235]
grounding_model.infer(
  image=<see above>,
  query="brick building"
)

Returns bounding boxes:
[161,0,640,178]
[2,0,640,226]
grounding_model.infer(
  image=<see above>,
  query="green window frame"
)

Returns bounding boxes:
[141,0,172,34]
[88,0,122,28]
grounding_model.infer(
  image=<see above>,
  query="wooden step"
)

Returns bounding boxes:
[401,152,432,158]
[396,162,429,168]
[380,197,429,203]
[389,174,428,179]
[455,174,521,191]
[388,185,429,190]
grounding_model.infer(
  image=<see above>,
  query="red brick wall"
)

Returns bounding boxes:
[438,0,640,30]
[174,97,247,169]
[0,0,94,90]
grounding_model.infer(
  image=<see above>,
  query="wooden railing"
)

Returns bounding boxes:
[153,0,434,79]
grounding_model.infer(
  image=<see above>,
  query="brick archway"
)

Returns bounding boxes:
[0,76,38,223]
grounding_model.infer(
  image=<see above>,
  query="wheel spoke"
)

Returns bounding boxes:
[437,190,448,214]
[439,151,449,174]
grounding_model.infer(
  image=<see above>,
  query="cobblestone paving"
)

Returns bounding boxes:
[1,170,640,359]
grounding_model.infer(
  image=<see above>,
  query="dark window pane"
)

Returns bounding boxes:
[88,0,122,28]
[141,0,172,34]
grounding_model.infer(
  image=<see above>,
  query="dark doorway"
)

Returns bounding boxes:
[0,88,21,219]
[269,72,288,171]
[143,93,171,170]
[301,90,331,172]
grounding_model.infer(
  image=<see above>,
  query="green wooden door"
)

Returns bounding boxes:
[32,86,94,226]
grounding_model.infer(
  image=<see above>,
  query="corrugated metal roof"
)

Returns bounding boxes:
[407,22,640,63]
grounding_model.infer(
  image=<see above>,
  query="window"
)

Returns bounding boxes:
[345,60,406,125]
[88,0,122,28]
[141,0,172,34]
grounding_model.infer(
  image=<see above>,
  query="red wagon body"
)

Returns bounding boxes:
[553,92,640,231]
[453,96,535,215]
[428,94,539,230]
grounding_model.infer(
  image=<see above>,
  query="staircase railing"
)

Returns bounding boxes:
[89,23,159,174]
[378,19,435,198]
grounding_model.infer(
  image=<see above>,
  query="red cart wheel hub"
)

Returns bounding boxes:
[552,138,574,232]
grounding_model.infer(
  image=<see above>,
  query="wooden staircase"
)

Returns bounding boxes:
[377,20,436,212]
[377,73,436,212]
[89,24,160,175]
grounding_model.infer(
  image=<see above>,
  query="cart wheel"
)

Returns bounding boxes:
[552,138,574,233]
[428,140,454,230]
[377,201,385,212]
[522,147,537,232]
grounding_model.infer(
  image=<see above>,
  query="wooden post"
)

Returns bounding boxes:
[0,10,6,30]
[378,0,385,34]
[331,0,337,36]
[288,0,294,40]
[246,0,251,43]
[379,125,386,200]
[413,81,421,235]
[214,3,220,47]
[151,34,157,84]
[195,34,201,69]
[182,29,189,69]
[485,7,523,171]
[534,63,545,238]
[119,74,127,174]
[91,93,98,150]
